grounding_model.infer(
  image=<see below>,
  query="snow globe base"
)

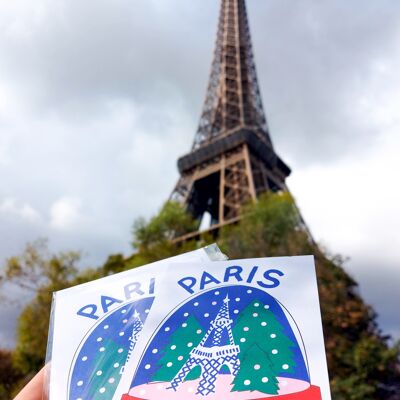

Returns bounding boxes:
[122,376,321,400]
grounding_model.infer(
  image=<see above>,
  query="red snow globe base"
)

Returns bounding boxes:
[121,385,321,400]
[121,376,322,400]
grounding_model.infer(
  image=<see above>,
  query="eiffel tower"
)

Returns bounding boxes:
[171,0,291,235]
[120,310,143,375]
[169,295,240,396]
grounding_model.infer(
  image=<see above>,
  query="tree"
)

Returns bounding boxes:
[0,350,23,400]
[232,300,296,377]
[0,238,79,294]
[132,201,197,251]
[231,344,279,394]
[128,201,209,269]
[220,192,400,399]
[80,339,127,400]
[0,240,83,375]
[152,316,204,383]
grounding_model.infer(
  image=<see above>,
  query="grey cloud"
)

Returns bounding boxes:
[0,0,399,347]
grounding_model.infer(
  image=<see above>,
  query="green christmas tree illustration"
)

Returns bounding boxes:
[232,344,279,394]
[232,299,296,393]
[152,315,204,382]
[87,339,127,400]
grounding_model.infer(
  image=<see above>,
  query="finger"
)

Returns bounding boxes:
[14,367,45,400]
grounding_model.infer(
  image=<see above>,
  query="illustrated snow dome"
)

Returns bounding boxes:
[124,286,322,399]
[68,297,154,400]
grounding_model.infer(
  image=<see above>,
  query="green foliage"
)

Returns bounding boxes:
[220,192,309,258]
[220,192,400,399]
[0,238,80,293]
[133,201,197,251]
[1,194,399,400]
[129,201,202,267]
[0,350,23,400]
[1,241,82,375]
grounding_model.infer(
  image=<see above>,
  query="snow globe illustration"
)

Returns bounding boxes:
[123,286,322,399]
[68,297,154,400]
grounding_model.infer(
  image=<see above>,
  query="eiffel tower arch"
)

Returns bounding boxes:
[168,295,240,396]
[171,0,291,233]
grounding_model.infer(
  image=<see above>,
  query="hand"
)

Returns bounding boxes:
[14,367,46,400]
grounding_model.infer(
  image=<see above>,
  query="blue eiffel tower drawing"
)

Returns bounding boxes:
[169,295,240,396]
[120,310,143,375]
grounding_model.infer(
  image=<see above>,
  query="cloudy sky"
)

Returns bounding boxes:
[0,0,399,348]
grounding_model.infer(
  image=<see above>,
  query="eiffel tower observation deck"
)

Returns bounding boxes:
[171,0,291,235]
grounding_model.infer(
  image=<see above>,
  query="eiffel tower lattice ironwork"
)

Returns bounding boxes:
[168,295,240,396]
[171,0,291,232]
[120,310,143,375]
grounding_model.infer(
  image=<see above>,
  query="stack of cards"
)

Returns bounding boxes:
[45,245,331,400]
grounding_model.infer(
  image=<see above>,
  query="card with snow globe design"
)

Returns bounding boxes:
[114,256,331,400]
[47,246,225,400]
